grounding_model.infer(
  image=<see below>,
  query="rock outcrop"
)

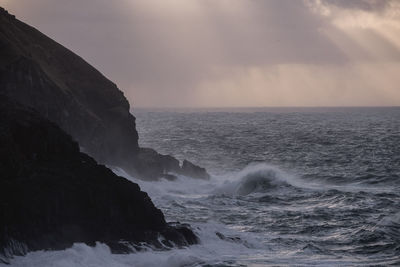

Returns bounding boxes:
[181,159,210,180]
[132,148,210,180]
[0,7,209,181]
[0,96,198,264]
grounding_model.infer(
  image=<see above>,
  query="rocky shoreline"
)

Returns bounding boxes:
[0,7,207,263]
[0,96,198,264]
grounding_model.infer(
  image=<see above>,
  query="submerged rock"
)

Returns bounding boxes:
[215,232,252,248]
[0,96,198,263]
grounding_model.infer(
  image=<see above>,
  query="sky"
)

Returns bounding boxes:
[2,0,400,107]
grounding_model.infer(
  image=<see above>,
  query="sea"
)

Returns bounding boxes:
[6,107,400,266]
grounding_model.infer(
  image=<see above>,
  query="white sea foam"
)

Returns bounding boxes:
[112,163,308,199]
[4,162,398,266]
[4,166,268,267]
[5,220,265,267]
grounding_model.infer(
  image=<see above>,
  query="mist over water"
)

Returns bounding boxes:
[7,107,400,266]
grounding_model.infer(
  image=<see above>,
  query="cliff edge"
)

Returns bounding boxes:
[0,7,209,180]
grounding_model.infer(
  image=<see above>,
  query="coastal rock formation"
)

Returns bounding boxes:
[0,7,139,166]
[0,96,198,264]
[0,7,209,181]
[132,148,210,180]
[181,159,210,180]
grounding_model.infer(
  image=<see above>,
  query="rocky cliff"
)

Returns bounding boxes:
[0,96,198,263]
[0,7,209,180]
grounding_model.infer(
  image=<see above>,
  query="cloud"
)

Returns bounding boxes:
[194,62,400,107]
[2,0,400,107]
[317,0,393,13]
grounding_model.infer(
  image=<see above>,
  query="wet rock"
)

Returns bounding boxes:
[215,232,252,248]
[216,232,242,242]
[131,148,181,181]
[0,96,198,262]
[181,159,210,180]
[130,148,210,181]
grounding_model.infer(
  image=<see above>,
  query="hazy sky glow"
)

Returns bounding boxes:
[2,0,400,107]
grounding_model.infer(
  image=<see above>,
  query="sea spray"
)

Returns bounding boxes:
[6,108,400,266]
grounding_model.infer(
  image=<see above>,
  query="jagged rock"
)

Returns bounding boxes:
[0,8,209,181]
[130,148,210,180]
[181,159,210,180]
[0,96,198,263]
[130,148,181,181]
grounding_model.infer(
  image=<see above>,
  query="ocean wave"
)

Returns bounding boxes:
[8,163,399,266]
[213,164,307,196]
[5,221,263,267]
[5,242,201,267]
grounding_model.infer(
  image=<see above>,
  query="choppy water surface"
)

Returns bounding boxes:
[8,107,400,266]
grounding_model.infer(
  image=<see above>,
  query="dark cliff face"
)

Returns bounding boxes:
[0,96,198,263]
[0,7,209,181]
[0,7,204,263]
[0,7,139,168]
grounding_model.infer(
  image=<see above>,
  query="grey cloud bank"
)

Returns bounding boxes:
[2,0,400,107]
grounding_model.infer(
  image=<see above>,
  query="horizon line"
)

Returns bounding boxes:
[131,105,400,110]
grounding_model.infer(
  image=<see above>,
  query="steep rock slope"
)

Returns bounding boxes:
[0,96,198,263]
[0,7,209,180]
[0,7,139,168]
